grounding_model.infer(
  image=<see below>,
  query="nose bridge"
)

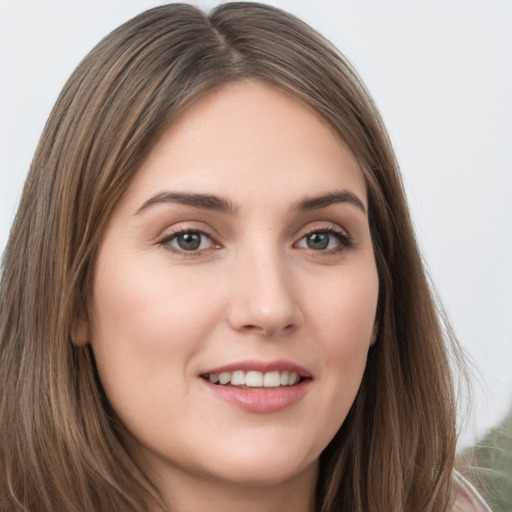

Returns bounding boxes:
[227,239,301,335]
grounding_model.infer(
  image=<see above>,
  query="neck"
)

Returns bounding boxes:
[148,461,318,512]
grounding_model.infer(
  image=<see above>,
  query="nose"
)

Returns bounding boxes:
[226,248,302,337]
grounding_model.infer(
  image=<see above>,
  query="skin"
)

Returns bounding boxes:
[76,81,379,512]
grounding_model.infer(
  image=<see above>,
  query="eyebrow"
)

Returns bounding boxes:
[294,190,367,215]
[135,189,366,216]
[136,192,238,215]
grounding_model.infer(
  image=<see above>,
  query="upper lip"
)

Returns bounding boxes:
[200,360,312,378]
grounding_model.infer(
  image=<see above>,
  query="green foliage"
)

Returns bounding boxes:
[459,408,512,511]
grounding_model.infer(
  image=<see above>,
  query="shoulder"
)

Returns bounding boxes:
[451,471,492,512]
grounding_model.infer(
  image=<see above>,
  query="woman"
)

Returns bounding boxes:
[0,3,490,511]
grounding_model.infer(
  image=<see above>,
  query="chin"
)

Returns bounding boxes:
[197,443,319,487]
[209,458,317,488]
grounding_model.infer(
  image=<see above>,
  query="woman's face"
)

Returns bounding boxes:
[84,81,379,494]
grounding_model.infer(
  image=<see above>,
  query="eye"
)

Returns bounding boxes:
[159,229,218,253]
[295,227,353,253]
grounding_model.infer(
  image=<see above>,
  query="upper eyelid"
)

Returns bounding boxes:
[154,220,351,245]
[301,224,346,234]
[156,222,219,242]
[297,227,352,242]
[294,223,355,250]
[157,229,221,257]
[159,229,217,246]
[294,221,349,239]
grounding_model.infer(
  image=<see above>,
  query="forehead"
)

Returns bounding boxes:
[121,80,367,211]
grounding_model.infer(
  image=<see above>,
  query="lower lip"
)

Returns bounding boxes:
[201,378,310,413]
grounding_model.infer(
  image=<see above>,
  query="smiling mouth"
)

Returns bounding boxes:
[201,370,305,389]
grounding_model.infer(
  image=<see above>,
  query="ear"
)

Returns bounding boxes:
[370,322,379,346]
[71,316,90,346]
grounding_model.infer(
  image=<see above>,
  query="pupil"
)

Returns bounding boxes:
[307,233,329,250]
[178,233,201,251]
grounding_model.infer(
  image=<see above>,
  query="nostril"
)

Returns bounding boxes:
[241,324,263,333]
[227,294,303,336]
[245,323,295,336]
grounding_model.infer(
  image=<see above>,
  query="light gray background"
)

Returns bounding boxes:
[1,0,511,449]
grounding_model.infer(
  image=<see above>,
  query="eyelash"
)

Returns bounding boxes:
[158,228,219,256]
[157,224,354,256]
[296,224,354,254]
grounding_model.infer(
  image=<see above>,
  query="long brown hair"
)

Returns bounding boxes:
[0,3,460,510]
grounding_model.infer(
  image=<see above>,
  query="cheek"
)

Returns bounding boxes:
[306,260,378,347]
[303,261,378,418]
[91,250,219,355]
[88,249,222,416]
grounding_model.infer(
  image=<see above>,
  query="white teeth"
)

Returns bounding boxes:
[246,371,263,387]
[231,371,245,386]
[206,370,303,387]
[219,372,231,385]
[263,371,281,387]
